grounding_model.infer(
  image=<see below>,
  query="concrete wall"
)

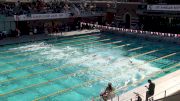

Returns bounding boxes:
[115,3,139,26]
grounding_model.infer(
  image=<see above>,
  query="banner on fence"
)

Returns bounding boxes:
[147,5,180,11]
[81,22,179,38]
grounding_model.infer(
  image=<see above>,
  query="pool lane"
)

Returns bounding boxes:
[0,32,179,101]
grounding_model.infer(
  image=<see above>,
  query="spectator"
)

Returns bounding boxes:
[145,79,155,101]
[0,0,101,17]
[15,1,20,7]
[100,83,115,101]
[33,27,37,35]
[134,92,142,101]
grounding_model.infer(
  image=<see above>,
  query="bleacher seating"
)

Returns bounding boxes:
[0,0,105,17]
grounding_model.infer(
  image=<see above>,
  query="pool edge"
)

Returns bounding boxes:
[110,70,180,101]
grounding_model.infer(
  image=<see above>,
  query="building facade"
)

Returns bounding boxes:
[0,0,148,35]
[138,0,180,33]
[89,0,143,29]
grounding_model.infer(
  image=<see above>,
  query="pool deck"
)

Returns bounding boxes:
[0,29,100,46]
[109,70,180,101]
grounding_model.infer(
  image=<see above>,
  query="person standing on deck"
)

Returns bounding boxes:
[145,79,155,101]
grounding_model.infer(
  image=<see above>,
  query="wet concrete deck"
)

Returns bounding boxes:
[110,70,180,101]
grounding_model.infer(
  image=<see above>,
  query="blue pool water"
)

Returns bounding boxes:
[0,32,179,101]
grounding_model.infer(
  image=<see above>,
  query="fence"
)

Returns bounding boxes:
[81,22,180,39]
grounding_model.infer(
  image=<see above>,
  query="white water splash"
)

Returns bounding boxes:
[10,42,51,52]
[13,42,161,88]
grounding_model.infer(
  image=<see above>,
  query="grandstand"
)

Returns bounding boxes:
[0,0,143,36]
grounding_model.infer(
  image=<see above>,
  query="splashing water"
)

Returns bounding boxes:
[0,33,177,101]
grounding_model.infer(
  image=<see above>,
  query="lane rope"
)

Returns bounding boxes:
[0,37,111,65]
[33,63,180,101]
[0,33,101,53]
[0,46,176,84]
[0,36,102,59]
[0,39,123,74]
[0,46,177,96]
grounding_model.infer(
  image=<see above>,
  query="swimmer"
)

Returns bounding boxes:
[92,54,97,57]
[55,68,59,71]
[107,56,113,61]
[130,60,133,64]
[136,66,146,72]
[129,59,134,65]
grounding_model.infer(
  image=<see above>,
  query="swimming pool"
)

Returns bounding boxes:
[0,32,179,101]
